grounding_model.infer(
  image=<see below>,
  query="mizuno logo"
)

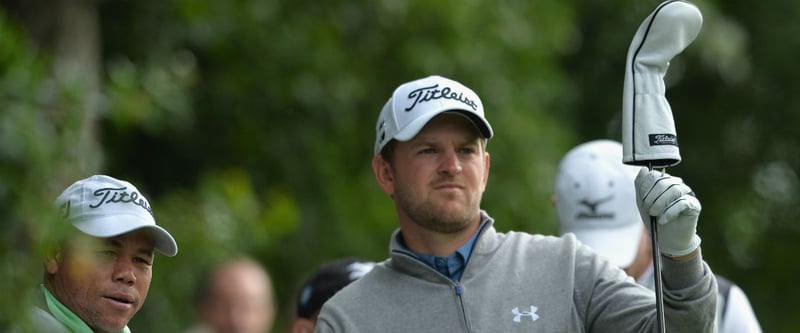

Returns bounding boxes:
[576,195,615,219]
[512,306,540,323]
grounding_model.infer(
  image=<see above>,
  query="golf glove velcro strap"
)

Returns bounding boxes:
[635,168,701,257]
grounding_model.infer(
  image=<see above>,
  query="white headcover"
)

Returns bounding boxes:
[621,0,702,168]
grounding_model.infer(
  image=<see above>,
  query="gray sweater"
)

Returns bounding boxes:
[315,213,717,332]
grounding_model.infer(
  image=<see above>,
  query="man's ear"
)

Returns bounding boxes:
[372,154,394,196]
[45,251,61,274]
[483,151,491,186]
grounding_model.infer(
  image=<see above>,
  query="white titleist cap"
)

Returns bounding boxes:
[56,175,178,256]
[555,140,642,268]
[374,75,493,155]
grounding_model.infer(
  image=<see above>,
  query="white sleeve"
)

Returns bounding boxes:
[721,285,762,333]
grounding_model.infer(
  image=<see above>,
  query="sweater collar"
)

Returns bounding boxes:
[388,211,496,280]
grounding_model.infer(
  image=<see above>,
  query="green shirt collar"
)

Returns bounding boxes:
[40,284,132,333]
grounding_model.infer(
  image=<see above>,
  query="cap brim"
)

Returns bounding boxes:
[394,109,492,142]
[566,220,642,268]
[73,215,178,257]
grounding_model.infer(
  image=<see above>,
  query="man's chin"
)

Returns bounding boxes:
[427,212,476,234]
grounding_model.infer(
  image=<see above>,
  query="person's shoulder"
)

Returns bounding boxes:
[315,262,391,319]
[18,307,72,333]
[492,230,582,256]
[714,273,755,305]
[502,230,578,246]
[327,261,386,297]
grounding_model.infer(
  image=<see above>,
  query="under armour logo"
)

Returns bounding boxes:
[511,306,540,323]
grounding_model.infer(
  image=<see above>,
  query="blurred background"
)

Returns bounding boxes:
[0,0,796,331]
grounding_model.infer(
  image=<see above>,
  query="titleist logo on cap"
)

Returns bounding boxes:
[62,186,154,218]
[404,84,479,112]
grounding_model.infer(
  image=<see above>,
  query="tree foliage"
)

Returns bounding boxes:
[1,0,797,331]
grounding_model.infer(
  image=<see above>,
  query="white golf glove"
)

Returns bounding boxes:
[635,168,701,257]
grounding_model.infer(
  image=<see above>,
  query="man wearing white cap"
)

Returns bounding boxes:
[555,139,762,333]
[314,75,717,332]
[24,175,178,333]
[554,140,647,276]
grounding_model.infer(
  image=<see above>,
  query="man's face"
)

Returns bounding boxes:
[47,229,155,332]
[200,261,275,333]
[375,113,490,234]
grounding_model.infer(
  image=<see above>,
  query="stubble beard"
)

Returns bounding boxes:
[393,184,479,234]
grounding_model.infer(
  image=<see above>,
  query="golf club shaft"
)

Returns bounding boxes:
[651,215,666,333]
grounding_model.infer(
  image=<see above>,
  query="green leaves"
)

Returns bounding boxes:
[2,0,798,331]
